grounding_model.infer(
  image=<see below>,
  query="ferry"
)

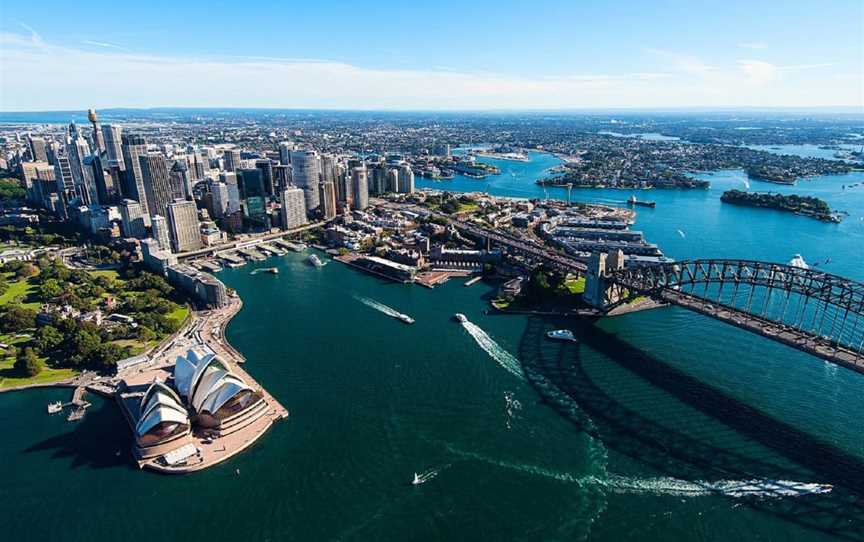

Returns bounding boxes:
[396,313,415,324]
[546,329,577,342]
[627,195,657,208]
[47,401,63,414]
[307,254,325,268]
[453,313,468,323]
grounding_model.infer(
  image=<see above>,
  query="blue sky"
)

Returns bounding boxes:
[0,0,861,110]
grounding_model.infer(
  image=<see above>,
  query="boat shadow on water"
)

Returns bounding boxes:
[23,398,133,470]
[518,315,864,541]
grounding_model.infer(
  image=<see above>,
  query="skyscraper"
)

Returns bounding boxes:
[119,199,146,238]
[219,172,241,214]
[210,182,229,218]
[166,199,202,253]
[101,124,124,170]
[387,168,400,193]
[351,167,369,211]
[319,181,337,220]
[66,136,92,204]
[398,163,415,194]
[223,149,241,172]
[53,155,75,204]
[27,135,48,162]
[150,214,171,252]
[121,134,150,226]
[255,159,275,197]
[237,168,267,228]
[278,142,295,165]
[273,164,291,193]
[140,153,173,218]
[280,187,307,230]
[170,160,192,200]
[289,150,321,212]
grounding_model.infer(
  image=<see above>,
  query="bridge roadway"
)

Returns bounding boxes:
[660,288,864,374]
[453,222,587,273]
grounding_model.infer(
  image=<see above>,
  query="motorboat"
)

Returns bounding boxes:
[396,313,415,324]
[453,313,468,323]
[307,254,325,268]
[546,329,577,342]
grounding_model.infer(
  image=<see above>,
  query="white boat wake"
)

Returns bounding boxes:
[460,319,525,380]
[676,229,686,239]
[444,444,831,499]
[354,295,406,319]
[411,468,441,486]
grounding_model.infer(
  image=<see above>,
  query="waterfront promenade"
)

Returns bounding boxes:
[115,295,288,473]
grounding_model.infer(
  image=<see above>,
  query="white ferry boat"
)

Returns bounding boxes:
[396,313,415,324]
[546,329,577,342]
[307,254,325,268]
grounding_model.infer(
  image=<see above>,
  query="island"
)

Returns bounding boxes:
[720,190,841,222]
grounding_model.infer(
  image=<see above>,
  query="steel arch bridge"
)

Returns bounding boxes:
[602,259,864,373]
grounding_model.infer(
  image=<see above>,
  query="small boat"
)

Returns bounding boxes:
[307,254,325,268]
[546,329,577,342]
[47,401,63,414]
[627,195,656,208]
[453,313,468,323]
[396,313,415,324]
[412,473,423,485]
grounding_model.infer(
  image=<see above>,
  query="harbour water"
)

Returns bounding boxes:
[2,152,864,540]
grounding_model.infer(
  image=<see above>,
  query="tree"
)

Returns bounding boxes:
[0,304,37,332]
[39,278,63,300]
[0,274,8,296]
[34,325,64,352]
[14,347,42,377]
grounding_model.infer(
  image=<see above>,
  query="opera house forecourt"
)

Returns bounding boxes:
[115,292,288,473]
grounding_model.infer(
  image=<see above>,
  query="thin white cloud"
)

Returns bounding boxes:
[0,33,859,111]
[82,40,130,52]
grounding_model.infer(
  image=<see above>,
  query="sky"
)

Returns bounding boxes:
[0,0,862,111]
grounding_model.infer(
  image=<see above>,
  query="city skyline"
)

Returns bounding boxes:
[1,0,862,111]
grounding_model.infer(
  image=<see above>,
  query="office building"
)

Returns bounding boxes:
[319,181,337,220]
[167,199,202,253]
[289,150,321,212]
[87,109,105,153]
[121,134,150,226]
[351,167,369,211]
[278,142,295,165]
[119,199,146,238]
[280,187,307,230]
[54,155,76,204]
[27,135,48,162]
[273,164,291,192]
[223,149,241,172]
[102,124,124,170]
[219,172,241,214]
[151,214,171,252]
[255,159,275,197]
[140,153,173,219]
[210,182,229,218]
[237,168,267,228]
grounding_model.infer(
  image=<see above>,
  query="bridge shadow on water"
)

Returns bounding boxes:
[24,399,133,471]
[517,315,864,541]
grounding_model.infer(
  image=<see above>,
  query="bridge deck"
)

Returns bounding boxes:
[663,290,864,374]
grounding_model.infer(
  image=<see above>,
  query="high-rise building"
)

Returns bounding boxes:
[219,172,241,214]
[101,124,124,170]
[387,168,400,193]
[66,136,92,203]
[140,154,173,219]
[53,155,76,204]
[273,164,291,193]
[350,167,369,211]
[319,181,337,220]
[82,154,116,204]
[210,182,229,218]
[237,168,268,228]
[119,199,146,238]
[289,150,321,212]
[166,199,202,253]
[121,134,150,226]
[278,142,295,165]
[150,214,171,252]
[280,187,307,230]
[368,164,388,195]
[222,149,241,172]
[88,108,105,154]
[255,159,275,197]
[27,135,48,162]
[170,160,192,200]
[398,163,415,194]
[20,161,54,206]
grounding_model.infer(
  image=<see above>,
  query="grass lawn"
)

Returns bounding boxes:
[166,305,190,327]
[0,272,41,309]
[0,338,77,389]
[564,276,586,294]
[88,269,122,282]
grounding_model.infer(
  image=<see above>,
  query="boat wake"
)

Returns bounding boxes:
[460,319,525,380]
[411,467,445,486]
[503,391,522,429]
[354,295,406,319]
[443,444,831,499]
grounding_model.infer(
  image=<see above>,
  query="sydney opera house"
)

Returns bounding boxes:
[129,348,270,465]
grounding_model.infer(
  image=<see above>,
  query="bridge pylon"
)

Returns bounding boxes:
[583,250,625,309]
